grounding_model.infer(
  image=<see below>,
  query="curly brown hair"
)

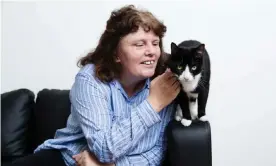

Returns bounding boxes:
[77,5,167,83]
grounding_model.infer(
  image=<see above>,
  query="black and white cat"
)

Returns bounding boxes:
[166,40,211,126]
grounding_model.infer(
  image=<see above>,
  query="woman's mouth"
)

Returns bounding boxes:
[141,60,155,65]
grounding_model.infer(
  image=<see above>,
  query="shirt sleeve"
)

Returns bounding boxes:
[70,73,162,163]
[115,104,175,166]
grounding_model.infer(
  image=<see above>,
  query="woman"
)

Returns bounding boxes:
[8,4,180,166]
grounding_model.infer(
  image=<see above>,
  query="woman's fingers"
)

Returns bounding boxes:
[73,154,81,160]
[173,80,181,89]
[175,82,181,91]
[73,152,84,166]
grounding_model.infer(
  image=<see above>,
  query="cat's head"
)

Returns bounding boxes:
[166,42,205,82]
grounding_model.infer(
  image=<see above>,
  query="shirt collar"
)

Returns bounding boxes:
[111,78,150,99]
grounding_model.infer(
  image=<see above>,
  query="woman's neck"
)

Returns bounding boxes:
[119,77,146,97]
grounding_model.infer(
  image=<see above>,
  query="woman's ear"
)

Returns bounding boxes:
[114,48,121,62]
[115,56,121,62]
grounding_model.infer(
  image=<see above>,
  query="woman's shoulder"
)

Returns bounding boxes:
[70,64,111,102]
[77,63,95,77]
[75,64,109,89]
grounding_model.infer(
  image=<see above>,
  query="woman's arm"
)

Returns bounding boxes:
[70,73,162,163]
[73,104,175,166]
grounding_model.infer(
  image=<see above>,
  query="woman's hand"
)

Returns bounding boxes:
[147,68,181,112]
[73,150,115,166]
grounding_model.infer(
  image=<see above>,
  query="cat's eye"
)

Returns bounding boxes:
[177,66,183,70]
[191,66,197,70]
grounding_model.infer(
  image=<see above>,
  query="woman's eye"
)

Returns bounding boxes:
[135,43,144,47]
[192,66,197,70]
[177,66,183,70]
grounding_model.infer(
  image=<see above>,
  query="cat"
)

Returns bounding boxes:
[166,40,211,126]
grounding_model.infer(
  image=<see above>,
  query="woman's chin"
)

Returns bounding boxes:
[141,71,155,78]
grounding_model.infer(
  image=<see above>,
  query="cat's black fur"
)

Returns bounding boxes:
[166,40,211,125]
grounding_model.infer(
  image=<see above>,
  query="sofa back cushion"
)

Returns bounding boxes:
[1,89,35,162]
[30,89,71,151]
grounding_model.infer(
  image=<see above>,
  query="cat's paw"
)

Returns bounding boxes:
[175,115,182,121]
[199,115,208,122]
[181,119,192,126]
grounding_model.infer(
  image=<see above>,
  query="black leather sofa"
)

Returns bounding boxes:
[1,88,212,166]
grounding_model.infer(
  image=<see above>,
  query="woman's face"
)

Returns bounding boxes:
[117,27,161,82]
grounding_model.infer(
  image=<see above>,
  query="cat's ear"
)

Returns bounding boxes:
[171,42,179,55]
[196,44,205,55]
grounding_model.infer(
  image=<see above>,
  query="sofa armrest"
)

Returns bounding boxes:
[166,120,212,166]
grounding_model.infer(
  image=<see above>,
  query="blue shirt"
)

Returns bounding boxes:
[34,64,176,166]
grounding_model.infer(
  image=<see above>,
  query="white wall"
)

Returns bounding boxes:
[2,1,276,166]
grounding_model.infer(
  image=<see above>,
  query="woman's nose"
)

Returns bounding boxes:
[145,45,155,56]
[145,51,153,57]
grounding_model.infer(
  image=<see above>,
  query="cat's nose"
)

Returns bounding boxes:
[184,78,189,81]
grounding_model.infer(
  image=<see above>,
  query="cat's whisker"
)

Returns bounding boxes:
[200,81,208,86]
[200,80,209,84]
[198,82,207,91]
[198,82,204,88]
[199,80,206,84]
[200,81,208,85]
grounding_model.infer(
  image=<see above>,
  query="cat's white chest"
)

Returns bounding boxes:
[182,82,196,92]
[179,73,202,92]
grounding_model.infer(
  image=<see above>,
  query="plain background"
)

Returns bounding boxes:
[2,1,276,166]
